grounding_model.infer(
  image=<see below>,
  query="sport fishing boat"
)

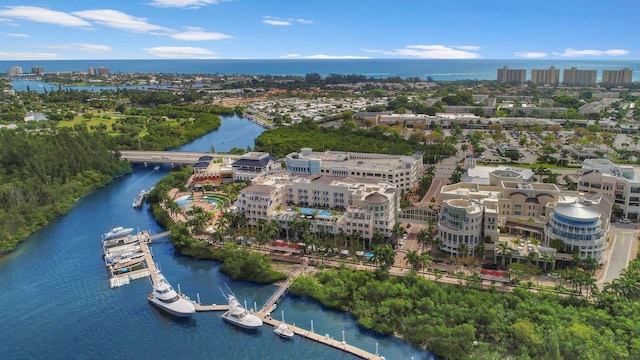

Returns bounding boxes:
[147,272,196,318]
[220,288,263,329]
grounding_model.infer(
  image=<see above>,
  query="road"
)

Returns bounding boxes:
[601,224,638,284]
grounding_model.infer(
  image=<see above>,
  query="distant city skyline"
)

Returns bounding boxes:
[0,1,638,60]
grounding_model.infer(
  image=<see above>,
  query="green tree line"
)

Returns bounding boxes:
[255,120,456,161]
[0,128,130,253]
[289,265,640,360]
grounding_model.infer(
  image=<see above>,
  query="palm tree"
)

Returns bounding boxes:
[392,222,405,244]
[610,270,640,301]
[371,230,385,248]
[186,205,211,234]
[216,211,230,238]
[417,229,431,253]
[405,250,421,271]
[419,252,432,274]
[497,242,510,269]
[458,244,469,258]
[582,255,599,275]
[372,244,396,272]
[259,220,280,247]
[165,198,181,221]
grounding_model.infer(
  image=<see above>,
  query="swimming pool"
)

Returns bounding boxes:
[175,194,220,207]
[175,195,193,206]
[299,207,333,217]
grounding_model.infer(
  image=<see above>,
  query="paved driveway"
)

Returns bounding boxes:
[601,225,638,284]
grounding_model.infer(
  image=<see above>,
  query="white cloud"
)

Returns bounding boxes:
[6,33,29,38]
[279,54,371,60]
[553,48,629,57]
[262,16,291,26]
[0,6,91,27]
[46,43,113,53]
[171,28,232,41]
[514,51,547,58]
[147,0,227,8]
[73,9,171,34]
[144,46,217,58]
[364,45,481,59]
[262,16,315,26]
[452,45,481,51]
[0,51,60,60]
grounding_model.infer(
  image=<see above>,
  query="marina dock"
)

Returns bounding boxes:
[103,228,385,358]
[103,229,167,288]
[262,316,384,360]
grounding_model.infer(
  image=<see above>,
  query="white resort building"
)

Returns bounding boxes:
[284,148,423,191]
[234,173,400,240]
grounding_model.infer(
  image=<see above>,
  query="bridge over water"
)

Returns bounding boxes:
[119,150,241,165]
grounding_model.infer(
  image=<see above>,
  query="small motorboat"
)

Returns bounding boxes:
[273,323,294,339]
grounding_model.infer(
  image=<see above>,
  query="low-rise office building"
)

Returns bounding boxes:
[578,158,640,219]
[285,148,423,191]
[438,167,611,263]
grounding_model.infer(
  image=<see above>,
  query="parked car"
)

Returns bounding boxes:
[620,218,631,224]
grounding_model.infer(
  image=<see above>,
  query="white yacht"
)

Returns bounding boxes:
[132,190,148,209]
[103,227,134,241]
[220,291,263,330]
[273,323,294,339]
[147,272,195,318]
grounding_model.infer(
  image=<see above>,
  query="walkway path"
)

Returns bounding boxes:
[259,258,308,315]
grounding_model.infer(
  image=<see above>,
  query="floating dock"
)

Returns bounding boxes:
[103,229,170,288]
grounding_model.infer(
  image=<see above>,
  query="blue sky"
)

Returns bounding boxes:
[0,0,638,60]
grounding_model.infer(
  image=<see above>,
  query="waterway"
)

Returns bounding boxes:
[0,115,435,359]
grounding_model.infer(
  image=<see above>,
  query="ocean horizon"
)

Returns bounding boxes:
[3,59,640,82]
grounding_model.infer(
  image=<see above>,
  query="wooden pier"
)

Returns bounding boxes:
[258,258,308,315]
[262,315,385,360]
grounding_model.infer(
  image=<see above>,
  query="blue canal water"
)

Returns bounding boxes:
[0,115,435,360]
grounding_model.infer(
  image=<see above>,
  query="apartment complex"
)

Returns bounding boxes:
[31,66,44,75]
[601,68,633,86]
[578,158,640,219]
[495,66,634,86]
[497,66,527,83]
[562,67,597,86]
[438,168,611,263]
[285,148,423,191]
[234,173,400,240]
[6,66,22,77]
[530,66,560,85]
[88,67,110,76]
